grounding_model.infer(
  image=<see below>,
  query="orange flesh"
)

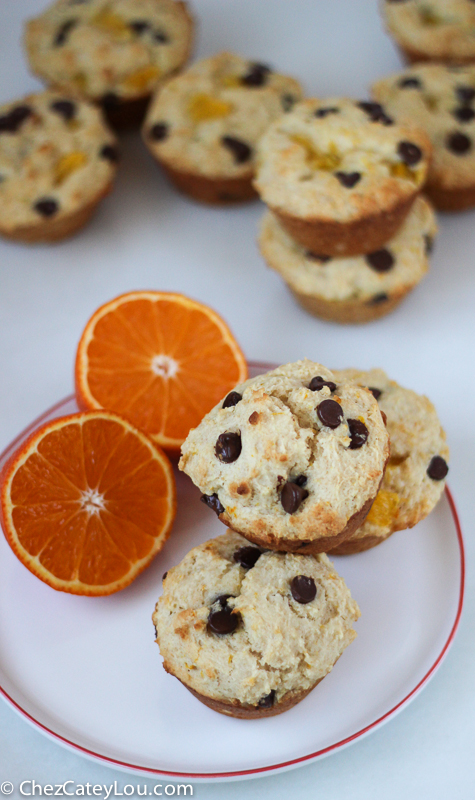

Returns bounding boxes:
[76,294,248,448]
[2,413,175,592]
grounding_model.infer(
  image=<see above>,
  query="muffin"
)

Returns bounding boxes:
[373,62,475,210]
[258,196,437,324]
[153,531,360,718]
[253,97,431,256]
[329,368,449,554]
[142,52,303,203]
[381,0,475,66]
[179,360,390,554]
[0,89,118,243]
[24,0,194,128]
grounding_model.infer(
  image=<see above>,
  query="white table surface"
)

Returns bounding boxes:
[0,0,474,796]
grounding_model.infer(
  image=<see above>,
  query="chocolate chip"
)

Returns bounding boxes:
[102,92,120,110]
[281,481,308,514]
[100,144,119,162]
[248,411,260,425]
[154,29,169,43]
[241,63,271,87]
[54,19,77,46]
[368,293,389,305]
[305,251,331,263]
[130,20,149,35]
[258,690,276,708]
[0,106,32,134]
[427,456,448,481]
[149,122,168,141]
[368,387,382,400]
[366,249,394,272]
[50,99,76,121]
[453,106,475,123]
[215,432,242,463]
[424,234,434,255]
[221,136,252,163]
[281,93,296,112]
[295,474,307,487]
[456,85,475,104]
[200,493,224,516]
[290,575,316,604]
[335,171,361,188]
[398,76,422,89]
[317,399,343,428]
[358,101,393,125]
[309,376,337,392]
[447,131,472,154]
[34,198,59,217]
[215,594,233,607]
[348,418,369,449]
[0,114,17,134]
[207,604,239,635]
[222,391,242,408]
[162,571,168,581]
[315,107,340,118]
[233,546,261,569]
[10,106,32,126]
[398,140,422,166]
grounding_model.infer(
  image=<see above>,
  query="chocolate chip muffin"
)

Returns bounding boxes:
[381,0,475,66]
[179,360,390,554]
[373,63,475,210]
[253,97,431,256]
[0,90,118,243]
[328,368,449,555]
[25,0,194,128]
[142,52,303,204]
[153,531,360,718]
[258,196,437,324]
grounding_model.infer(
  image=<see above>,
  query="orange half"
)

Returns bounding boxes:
[75,292,248,453]
[0,411,176,595]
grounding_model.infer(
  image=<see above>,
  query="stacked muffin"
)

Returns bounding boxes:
[153,359,449,717]
[255,97,436,323]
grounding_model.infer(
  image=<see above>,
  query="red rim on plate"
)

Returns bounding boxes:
[0,377,465,780]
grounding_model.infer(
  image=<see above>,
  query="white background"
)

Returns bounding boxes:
[0,0,474,796]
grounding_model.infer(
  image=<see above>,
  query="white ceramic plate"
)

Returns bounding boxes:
[0,364,464,781]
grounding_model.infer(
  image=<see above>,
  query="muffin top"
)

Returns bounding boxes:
[259,196,436,302]
[0,90,118,233]
[253,97,431,222]
[373,63,475,191]
[143,52,303,179]
[179,360,389,546]
[381,0,475,63]
[332,368,449,541]
[25,0,193,102]
[153,531,360,709]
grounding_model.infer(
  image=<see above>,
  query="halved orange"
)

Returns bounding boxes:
[0,411,176,596]
[75,292,248,454]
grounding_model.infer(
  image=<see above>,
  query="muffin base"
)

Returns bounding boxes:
[424,183,475,213]
[289,286,410,324]
[272,194,416,257]
[101,94,151,130]
[398,45,475,67]
[0,183,113,244]
[158,162,258,204]
[329,530,393,555]
[219,494,378,555]
[178,677,324,719]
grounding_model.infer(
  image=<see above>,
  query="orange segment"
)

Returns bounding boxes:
[0,411,176,596]
[75,292,248,453]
